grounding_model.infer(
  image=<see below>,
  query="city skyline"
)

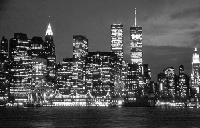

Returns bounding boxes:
[2,1,200,128]
[0,0,200,80]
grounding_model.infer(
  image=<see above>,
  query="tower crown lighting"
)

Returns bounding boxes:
[46,23,53,36]
[192,47,200,64]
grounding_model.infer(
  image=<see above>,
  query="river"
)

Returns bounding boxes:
[0,107,200,128]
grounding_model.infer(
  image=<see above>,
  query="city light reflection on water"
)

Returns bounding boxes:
[0,107,200,128]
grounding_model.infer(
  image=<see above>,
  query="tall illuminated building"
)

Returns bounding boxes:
[44,23,56,78]
[9,33,32,103]
[191,48,200,93]
[130,8,142,65]
[72,35,88,94]
[111,24,123,61]
[110,24,126,97]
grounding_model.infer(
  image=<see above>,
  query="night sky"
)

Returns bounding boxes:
[0,0,200,80]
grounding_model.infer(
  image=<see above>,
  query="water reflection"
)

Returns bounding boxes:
[0,107,200,128]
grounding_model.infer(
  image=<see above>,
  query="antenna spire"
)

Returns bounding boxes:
[134,8,137,27]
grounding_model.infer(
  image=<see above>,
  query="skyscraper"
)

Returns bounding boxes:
[72,35,88,94]
[130,8,142,65]
[191,48,200,93]
[111,24,123,61]
[9,33,32,103]
[44,23,56,78]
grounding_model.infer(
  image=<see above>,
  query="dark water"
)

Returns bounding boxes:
[0,107,200,128]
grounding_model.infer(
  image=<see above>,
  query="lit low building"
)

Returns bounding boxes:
[56,58,75,95]
[85,52,119,99]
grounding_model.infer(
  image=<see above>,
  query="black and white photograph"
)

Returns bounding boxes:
[0,0,200,127]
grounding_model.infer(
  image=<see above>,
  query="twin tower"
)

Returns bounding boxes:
[111,8,142,65]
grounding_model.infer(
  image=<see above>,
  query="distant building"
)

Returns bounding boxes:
[157,72,167,95]
[176,65,190,101]
[0,37,9,102]
[157,66,191,102]
[191,48,200,93]
[164,67,176,99]
[157,67,176,101]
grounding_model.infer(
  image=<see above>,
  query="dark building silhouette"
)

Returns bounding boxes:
[30,36,45,58]
[0,37,9,103]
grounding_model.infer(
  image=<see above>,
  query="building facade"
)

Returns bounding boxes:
[9,33,32,103]
[111,24,123,62]
[85,52,119,98]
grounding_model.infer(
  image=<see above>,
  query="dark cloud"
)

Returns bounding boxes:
[170,6,200,20]
[0,0,9,14]
[190,30,200,47]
